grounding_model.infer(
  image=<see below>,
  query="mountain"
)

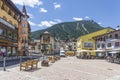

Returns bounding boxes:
[31,20,104,40]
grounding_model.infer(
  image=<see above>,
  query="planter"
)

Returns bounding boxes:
[41,60,49,67]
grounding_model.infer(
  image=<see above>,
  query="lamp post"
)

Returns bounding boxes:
[3,52,6,71]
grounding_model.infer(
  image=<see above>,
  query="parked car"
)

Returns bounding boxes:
[60,50,66,57]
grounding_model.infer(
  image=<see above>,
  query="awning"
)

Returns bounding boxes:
[109,51,120,54]
[93,50,106,52]
[78,50,91,52]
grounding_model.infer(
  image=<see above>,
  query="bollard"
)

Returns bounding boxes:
[3,57,6,71]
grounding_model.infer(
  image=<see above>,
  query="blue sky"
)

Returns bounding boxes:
[12,0,120,32]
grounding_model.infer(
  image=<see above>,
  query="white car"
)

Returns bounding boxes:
[60,50,66,57]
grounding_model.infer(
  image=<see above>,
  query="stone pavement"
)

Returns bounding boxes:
[0,57,120,80]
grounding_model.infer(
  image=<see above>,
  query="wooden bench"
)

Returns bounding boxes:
[20,59,39,71]
[32,59,39,68]
[48,56,53,62]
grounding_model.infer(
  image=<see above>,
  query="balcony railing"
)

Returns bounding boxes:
[0,18,16,29]
[0,35,17,43]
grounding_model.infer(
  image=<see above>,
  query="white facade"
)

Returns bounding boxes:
[95,30,120,57]
[29,40,41,54]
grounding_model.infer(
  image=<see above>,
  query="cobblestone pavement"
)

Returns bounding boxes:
[0,57,120,80]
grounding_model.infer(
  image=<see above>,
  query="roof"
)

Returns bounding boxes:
[22,4,29,18]
[93,29,120,39]
[79,27,115,38]
[7,0,22,15]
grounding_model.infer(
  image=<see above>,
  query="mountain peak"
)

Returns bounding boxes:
[31,20,104,40]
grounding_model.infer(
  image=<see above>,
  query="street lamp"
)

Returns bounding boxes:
[3,51,6,71]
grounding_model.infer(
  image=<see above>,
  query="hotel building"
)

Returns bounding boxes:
[76,28,114,57]
[0,0,30,56]
[94,29,120,58]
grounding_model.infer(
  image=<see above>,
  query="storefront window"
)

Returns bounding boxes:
[8,31,12,38]
[13,34,17,40]
[7,47,12,56]
[0,46,6,54]
[12,47,16,56]
[0,28,3,35]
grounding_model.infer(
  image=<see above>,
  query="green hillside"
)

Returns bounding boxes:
[31,20,104,40]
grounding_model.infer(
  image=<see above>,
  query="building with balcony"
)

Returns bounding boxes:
[40,31,56,55]
[94,29,120,57]
[76,27,114,57]
[0,0,30,56]
[0,0,23,56]
[29,40,41,54]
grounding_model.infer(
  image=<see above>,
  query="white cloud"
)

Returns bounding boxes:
[27,13,34,18]
[38,19,62,27]
[98,22,102,25]
[54,19,62,23]
[11,0,43,8]
[73,17,83,21]
[38,21,53,27]
[54,2,61,9]
[40,8,48,13]
[85,16,90,19]
[28,21,37,26]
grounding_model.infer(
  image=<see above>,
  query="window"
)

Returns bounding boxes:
[7,47,12,56]
[0,1,3,8]
[3,16,7,20]
[9,20,12,24]
[14,14,18,20]
[107,43,111,47]
[22,24,27,27]
[22,31,27,34]
[11,11,14,17]
[102,44,105,48]
[103,37,105,41]
[8,31,12,38]
[0,28,3,35]
[22,17,27,20]
[115,42,119,47]
[109,35,112,38]
[8,10,12,15]
[97,44,100,48]
[115,34,118,39]
[38,45,41,50]
[106,36,108,39]
[84,42,94,48]
[13,34,17,40]
[74,47,76,49]
[14,24,17,27]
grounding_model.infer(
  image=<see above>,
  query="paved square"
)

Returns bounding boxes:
[0,57,120,80]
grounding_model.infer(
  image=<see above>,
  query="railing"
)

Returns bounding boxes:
[0,35,17,43]
[0,18,15,29]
